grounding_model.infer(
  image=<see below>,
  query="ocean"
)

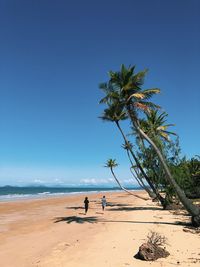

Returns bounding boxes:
[0,186,140,202]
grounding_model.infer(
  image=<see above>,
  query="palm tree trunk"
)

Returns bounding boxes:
[130,165,145,189]
[137,136,161,189]
[133,120,200,225]
[115,121,166,203]
[110,167,148,200]
[126,149,154,197]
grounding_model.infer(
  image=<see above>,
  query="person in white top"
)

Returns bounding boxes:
[101,195,107,211]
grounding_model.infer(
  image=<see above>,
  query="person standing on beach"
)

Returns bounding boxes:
[101,195,107,211]
[84,197,89,214]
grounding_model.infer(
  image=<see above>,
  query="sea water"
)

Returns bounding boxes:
[0,186,140,202]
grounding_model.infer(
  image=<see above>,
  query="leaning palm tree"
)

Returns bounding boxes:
[122,142,155,195]
[137,110,177,167]
[100,64,200,226]
[100,103,159,199]
[138,109,176,144]
[137,109,178,206]
[105,159,148,200]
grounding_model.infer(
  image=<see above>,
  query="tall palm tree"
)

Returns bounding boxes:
[135,110,179,207]
[139,111,177,185]
[100,64,200,226]
[139,109,176,143]
[100,103,159,199]
[105,159,148,200]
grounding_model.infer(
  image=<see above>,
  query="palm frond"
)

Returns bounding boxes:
[139,101,161,110]
[105,159,118,168]
[127,92,145,102]
[162,130,177,136]
[133,102,150,111]
[99,103,128,122]
[160,132,170,141]
[132,69,148,86]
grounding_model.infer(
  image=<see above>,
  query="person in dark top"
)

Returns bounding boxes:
[84,196,89,214]
[101,195,107,211]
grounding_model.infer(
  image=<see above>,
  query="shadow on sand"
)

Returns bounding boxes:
[66,206,84,210]
[65,203,161,212]
[66,206,97,210]
[53,215,189,227]
[108,206,163,212]
[106,202,132,207]
[54,216,99,224]
[58,201,190,226]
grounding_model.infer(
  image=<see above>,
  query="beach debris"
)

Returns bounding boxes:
[135,231,170,261]
[188,257,200,263]
[183,227,200,235]
[136,243,170,261]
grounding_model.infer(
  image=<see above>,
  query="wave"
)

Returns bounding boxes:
[0,190,122,202]
[0,186,140,202]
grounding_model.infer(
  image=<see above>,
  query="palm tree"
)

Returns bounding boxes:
[105,159,148,200]
[137,109,178,207]
[139,109,176,141]
[100,64,200,226]
[100,103,159,199]
[137,110,178,182]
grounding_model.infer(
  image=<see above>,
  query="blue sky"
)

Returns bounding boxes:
[0,0,199,186]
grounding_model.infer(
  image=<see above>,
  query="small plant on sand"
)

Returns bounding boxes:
[136,231,169,261]
[147,231,168,247]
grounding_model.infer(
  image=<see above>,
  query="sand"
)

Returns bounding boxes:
[0,191,199,267]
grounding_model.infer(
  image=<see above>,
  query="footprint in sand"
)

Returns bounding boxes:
[52,242,71,254]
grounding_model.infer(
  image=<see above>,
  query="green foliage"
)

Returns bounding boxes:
[174,156,200,198]
[100,64,161,118]
[99,102,128,123]
[105,159,118,169]
[139,109,176,142]
[99,64,200,220]
[137,134,200,199]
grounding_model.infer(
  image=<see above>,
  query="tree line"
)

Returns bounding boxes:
[99,64,200,227]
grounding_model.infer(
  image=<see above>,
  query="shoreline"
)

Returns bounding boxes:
[0,191,199,266]
[0,187,141,202]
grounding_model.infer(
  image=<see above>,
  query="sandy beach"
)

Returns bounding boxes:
[0,191,199,267]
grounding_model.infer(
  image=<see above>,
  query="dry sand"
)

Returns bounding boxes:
[0,191,199,267]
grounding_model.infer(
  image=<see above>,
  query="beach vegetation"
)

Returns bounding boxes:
[105,159,148,200]
[136,231,169,261]
[99,101,167,203]
[147,231,168,247]
[99,64,200,226]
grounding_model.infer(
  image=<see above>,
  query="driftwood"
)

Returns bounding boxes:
[136,231,170,261]
[183,227,200,235]
[136,242,170,261]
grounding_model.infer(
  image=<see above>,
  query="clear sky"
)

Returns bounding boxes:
[0,0,199,186]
